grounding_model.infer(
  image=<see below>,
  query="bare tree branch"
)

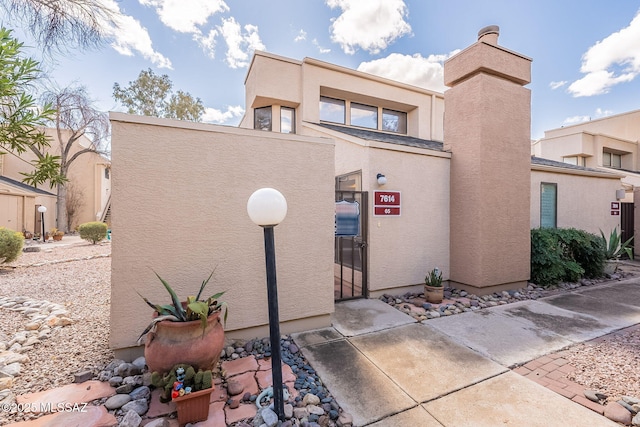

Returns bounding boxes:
[0,0,118,53]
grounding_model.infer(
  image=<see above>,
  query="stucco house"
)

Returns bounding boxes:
[532,111,640,244]
[0,128,111,233]
[110,26,625,359]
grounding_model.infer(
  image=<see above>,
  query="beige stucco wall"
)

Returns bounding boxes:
[109,113,335,354]
[242,51,445,142]
[445,35,532,293]
[303,123,451,296]
[530,168,622,234]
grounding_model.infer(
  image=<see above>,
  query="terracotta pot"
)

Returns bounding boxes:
[144,310,224,374]
[52,234,63,241]
[173,387,213,426]
[424,284,444,304]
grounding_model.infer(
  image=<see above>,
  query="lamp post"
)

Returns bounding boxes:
[37,206,47,242]
[247,188,287,421]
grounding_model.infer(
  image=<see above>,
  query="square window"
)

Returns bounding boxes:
[350,103,377,129]
[382,109,407,133]
[254,106,272,131]
[320,97,345,124]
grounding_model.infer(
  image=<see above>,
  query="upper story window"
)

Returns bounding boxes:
[104,167,110,179]
[563,156,586,167]
[281,107,295,134]
[603,151,621,169]
[320,97,345,124]
[382,109,407,134]
[254,106,272,131]
[350,103,377,129]
[319,96,408,134]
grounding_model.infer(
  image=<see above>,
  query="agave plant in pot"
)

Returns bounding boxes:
[600,228,634,275]
[137,270,228,374]
[424,267,444,304]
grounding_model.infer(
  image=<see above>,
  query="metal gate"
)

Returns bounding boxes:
[621,202,635,257]
[335,191,368,300]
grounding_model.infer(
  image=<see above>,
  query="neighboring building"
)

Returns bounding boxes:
[532,111,640,244]
[0,128,111,233]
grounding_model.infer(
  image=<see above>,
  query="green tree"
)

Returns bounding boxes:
[26,85,110,232]
[113,68,205,122]
[0,27,62,186]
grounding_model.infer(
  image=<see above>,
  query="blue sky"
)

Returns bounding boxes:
[7,0,640,139]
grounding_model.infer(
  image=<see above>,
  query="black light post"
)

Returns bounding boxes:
[37,205,47,242]
[247,188,287,421]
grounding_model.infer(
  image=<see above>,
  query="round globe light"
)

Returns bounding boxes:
[247,188,288,227]
[37,206,47,213]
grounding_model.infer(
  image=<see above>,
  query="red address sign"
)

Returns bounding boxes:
[374,207,401,216]
[374,191,401,206]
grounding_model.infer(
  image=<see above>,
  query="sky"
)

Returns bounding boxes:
[5,0,640,140]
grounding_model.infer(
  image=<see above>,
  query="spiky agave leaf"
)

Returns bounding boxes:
[153,271,186,321]
[136,314,180,344]
[195,268,216,301]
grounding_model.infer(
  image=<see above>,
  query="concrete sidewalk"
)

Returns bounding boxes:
[292,278,640,426]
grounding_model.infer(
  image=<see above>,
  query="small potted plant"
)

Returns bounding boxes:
[600,228,633,275]
[50,228,64,241]
[424,267,444,303]
[151,364,214,426]
[137,269,228,374]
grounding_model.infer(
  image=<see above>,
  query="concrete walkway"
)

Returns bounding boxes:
[292,278,640,426]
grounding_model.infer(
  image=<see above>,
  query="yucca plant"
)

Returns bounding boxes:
[600,228,633,260]
[137,269,228,343]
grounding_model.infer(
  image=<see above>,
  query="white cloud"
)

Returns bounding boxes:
[562,115,590,126]
[218,17,266,68]
[138,0,229,33]
[562,108,614,126]
[195,29,219,59]
[202,105,244,124]
[549,81,567,90]
[568,10,640,97]
[294,30,307,42]
[313,39,331,54]
[357,51,459,93]
[327,0,411,55]
[100,0,172,68]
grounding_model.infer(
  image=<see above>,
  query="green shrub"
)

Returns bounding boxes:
[78,222,107,244]
[0,227,24,264]
[530,228,605,287]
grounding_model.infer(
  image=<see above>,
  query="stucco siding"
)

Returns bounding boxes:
[109,113,335,351]
[530,170,620,234]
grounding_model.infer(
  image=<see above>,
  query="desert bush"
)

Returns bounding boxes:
[78,221,107,244]
[530,228,605,287]
[0,227,24,263]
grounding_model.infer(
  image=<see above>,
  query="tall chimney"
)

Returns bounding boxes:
[443,27,532,294]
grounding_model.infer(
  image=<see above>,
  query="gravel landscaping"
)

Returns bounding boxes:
[1,241,640,426]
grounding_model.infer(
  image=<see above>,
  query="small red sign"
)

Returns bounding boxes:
[374,207,401,216]
[374,191,401,206]
[611,202,620,210]
[611,210,620,216]
[373,190,401,216]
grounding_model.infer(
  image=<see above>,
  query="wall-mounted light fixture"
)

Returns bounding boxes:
[616,189,626,200]
[376,173,387,186]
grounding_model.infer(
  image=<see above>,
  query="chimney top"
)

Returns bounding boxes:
[477,25,499,44]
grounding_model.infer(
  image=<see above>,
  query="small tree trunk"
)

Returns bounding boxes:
[57,183,69,233]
